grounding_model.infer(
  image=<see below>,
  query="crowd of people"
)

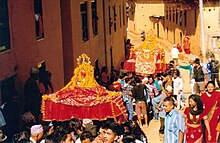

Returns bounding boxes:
[93,51,220,142]
[0,47,220,142]
[12,117,147,143]
[0,111,148,143]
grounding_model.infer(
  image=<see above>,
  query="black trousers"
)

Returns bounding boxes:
[211,73,220,87]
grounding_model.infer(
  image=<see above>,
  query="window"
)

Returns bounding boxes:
[173,7,175,22]
[113,5,117,32]
[91,0,98,36]
[184,10,187,27]
[179,10,182,26]
[157,23,159,38]
[81,2,89,42]
[194,9,197,28]
[176,9,178,24]
[0,0,10,53]
[169,7,171,21]
[123,5,125,25]
[34,0,44,40]
[109,6,112,35]
[166,6,168,19]
[119,5,122,28]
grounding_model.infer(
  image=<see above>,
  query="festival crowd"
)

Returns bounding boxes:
[0,46,219,143]
[95,50,220,143]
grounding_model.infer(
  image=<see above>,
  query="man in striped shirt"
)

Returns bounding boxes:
[163,97,185,143]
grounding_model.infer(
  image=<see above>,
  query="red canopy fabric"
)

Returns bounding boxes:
[41,54,127,122]
[41,86,127,122]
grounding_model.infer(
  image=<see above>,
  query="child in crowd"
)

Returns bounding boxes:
[122,78,134,121]
[155,85,173,135]
[146,76,159,121]
[172,70,184,110]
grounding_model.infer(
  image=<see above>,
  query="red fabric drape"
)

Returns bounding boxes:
[41,86,127,122]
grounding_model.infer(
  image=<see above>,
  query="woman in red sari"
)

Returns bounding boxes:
[125,39,134,60]
[201,81,220,142]
[183,36,190,54]
[184,94,211,143]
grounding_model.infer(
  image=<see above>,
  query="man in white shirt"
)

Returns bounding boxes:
[171,44,179,65]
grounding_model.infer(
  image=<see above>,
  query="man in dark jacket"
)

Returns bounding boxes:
[193,58,205,94]
[131,78,148,128]
[209,54,220,87]
[24,66,41,122]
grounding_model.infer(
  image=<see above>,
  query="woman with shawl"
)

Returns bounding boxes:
[201,81,220,142]
[184,94,211,142]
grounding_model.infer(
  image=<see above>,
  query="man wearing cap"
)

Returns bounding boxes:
[30,124,44,143]
[82,118,97,138]
[0,130,7,142]
[24,66,41,122]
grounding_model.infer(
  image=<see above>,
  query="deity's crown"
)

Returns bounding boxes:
[77,53,91,66]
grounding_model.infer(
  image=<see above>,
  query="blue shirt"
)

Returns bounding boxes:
[152,94,166,118]
[154,81,161,91]
[165,109,185,143]
[122,83,133,101]
[207,63,211,74]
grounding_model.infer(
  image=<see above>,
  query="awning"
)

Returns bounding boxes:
[149,14,165,21]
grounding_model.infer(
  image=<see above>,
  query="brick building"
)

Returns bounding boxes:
[127,0,220,58]
[0,0,127,103]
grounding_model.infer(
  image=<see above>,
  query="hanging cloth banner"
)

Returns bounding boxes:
[135,49,155,75]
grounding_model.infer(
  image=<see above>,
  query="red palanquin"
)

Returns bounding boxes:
[41,54,127,122]
[41,86,127,122]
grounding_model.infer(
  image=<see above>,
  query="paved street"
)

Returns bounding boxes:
[127,31,192,143]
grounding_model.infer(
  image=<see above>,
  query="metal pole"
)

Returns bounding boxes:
[199,0,206,61]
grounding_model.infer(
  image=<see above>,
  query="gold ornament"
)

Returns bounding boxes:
[64,54,99,89]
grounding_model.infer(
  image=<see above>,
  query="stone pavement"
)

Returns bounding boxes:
[127,31,192,143]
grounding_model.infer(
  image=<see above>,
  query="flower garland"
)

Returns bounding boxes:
[63,54,99,89]
[130,30,164,59]
[59,54,121,100]
[130,30,166,74]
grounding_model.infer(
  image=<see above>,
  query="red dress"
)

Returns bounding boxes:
[201,91,220,142]
[184,108,205,143]
[183,36,190,54]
